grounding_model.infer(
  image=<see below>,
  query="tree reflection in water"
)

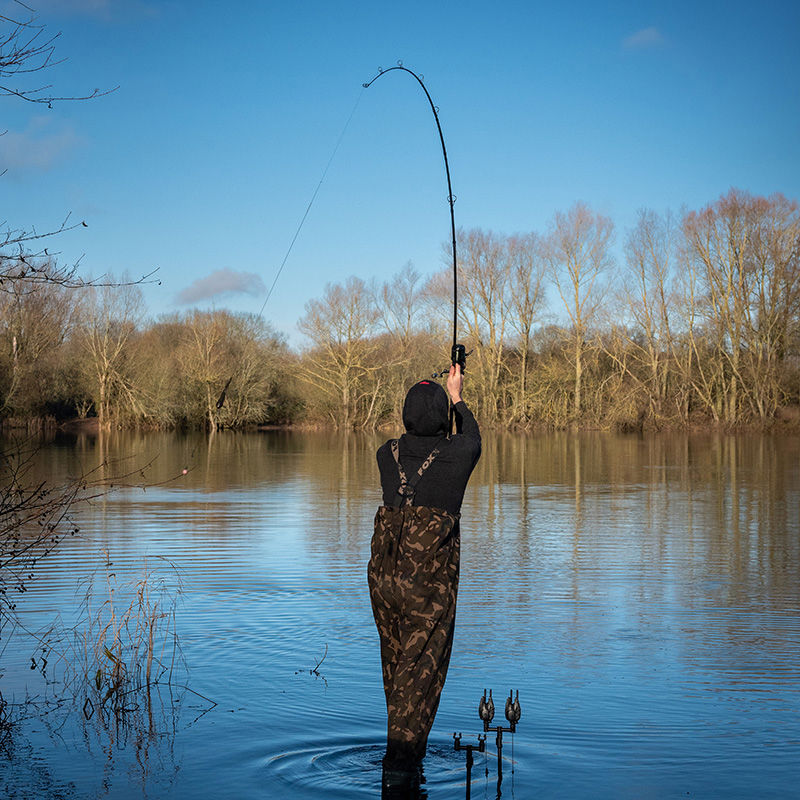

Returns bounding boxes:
[1,429,798,799]
[1,671,215,797]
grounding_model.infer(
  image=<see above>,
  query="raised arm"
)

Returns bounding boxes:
[447,364,480,441]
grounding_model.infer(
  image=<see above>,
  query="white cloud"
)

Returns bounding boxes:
[0,117,82,173]
[623,27,665,50]
[176,269,267,305]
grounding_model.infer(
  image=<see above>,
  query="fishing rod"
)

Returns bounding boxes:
[362,62,466,377]
[218,64,468,421]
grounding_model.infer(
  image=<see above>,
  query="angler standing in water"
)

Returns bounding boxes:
[368,362,481,789]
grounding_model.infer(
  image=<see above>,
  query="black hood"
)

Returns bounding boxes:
[402,380,449,436]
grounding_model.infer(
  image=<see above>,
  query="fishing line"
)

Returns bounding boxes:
[217,89,363,411]
[222,64,466,418]
[256,88,365,320]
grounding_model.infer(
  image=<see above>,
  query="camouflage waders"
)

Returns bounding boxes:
[367,440,460,764]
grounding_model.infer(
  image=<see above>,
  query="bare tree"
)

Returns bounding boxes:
[684,189,800,423]
[176,310,229,431]
[0,259,78,416]
[120,316,182,428]
[545,202,614,417]
[373,263,442,425]
[76,282,144,428]
[601,208,679,425]
[374,261,424,348]
[433,229,510,424]
[504,232,547,425]
[741,193,800,417]
[0,3,116,106]
[0,4,143,647]
[1,4,129,296]
[298,277,381,429]
[215,313,290,428]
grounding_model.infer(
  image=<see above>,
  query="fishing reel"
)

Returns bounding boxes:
[432,343,471,379]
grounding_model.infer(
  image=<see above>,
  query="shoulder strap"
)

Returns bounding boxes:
[391,438,444,506]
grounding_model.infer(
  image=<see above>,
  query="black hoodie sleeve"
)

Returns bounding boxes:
[453,400,480,443]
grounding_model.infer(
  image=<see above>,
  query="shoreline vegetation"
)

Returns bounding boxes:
[2,189,799,435]
[2,411,800,436]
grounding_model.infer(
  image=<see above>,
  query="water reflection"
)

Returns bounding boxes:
[0,681,206,799]
[380,765,428,799]
[2,429,799,798]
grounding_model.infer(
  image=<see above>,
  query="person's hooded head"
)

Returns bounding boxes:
[402,380,449,436]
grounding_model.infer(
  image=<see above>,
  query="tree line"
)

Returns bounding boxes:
[298,188,800,430]
[2,188,799,432]
[0,277,298,431]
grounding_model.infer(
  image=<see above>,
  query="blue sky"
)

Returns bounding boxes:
[2,0,799,345]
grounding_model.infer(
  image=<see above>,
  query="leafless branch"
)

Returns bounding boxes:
[0,3,117,106]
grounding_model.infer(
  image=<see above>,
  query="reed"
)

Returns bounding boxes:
[67,552,186,720]
[2,554,210,797]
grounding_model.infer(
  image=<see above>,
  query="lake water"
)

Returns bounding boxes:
[2,430,799,799]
